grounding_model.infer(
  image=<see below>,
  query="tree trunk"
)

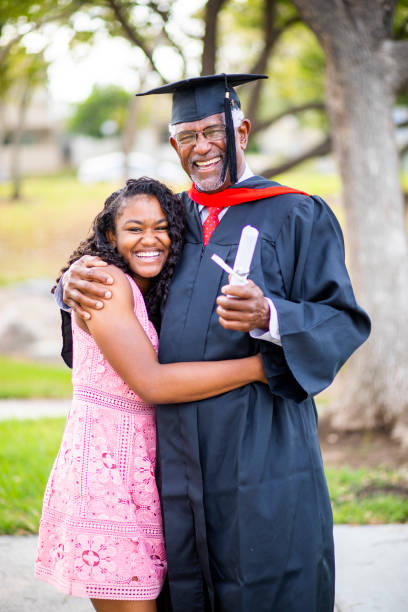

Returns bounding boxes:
[0,102,5,149]
[121,91,142,181]
[291,0,408,444]
[326,39,408,439]
[201,0,227,75]
[10,84,30,201]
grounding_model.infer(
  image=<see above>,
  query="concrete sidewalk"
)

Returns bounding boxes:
[334,524,408,611]
[0,398,70,421]
[0,526,407,611]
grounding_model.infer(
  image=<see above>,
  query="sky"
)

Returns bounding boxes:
[18,0,205,114]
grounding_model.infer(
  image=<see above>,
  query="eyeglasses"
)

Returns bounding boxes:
[173,124,227,146]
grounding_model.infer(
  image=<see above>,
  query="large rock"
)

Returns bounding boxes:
[0,280,63,363]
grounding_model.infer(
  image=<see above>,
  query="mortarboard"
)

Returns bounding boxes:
[137,73,267,185]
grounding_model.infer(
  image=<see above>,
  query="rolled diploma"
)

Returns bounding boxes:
[230,225,259,286]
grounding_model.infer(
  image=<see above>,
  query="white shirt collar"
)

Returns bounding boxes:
[237,163,254,183]
[197,163,254,211]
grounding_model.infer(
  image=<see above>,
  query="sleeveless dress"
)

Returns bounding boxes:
[35,275,167,600]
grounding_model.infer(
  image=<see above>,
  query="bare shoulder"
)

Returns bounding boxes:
[99,265,134,307]
[104,264,128,281]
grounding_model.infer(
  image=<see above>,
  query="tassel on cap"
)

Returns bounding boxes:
[221,74,238,184]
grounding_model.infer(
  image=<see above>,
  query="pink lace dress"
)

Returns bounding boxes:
[35,275,167,600]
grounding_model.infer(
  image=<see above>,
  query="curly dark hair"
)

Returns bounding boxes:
[56,177,186,331]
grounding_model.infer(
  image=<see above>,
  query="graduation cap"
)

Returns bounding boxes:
[137,73,267,185]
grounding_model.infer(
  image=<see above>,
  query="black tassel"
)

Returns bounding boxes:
[221,79,238,184]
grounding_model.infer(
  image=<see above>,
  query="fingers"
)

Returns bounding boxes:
[217,295,253,312]
[216,305,258,331]
[217,315,253,332]
[62,256,114,312]
[65,298,92,321]
[66,287,105,308]
[84,268,114,284]
[71,279,113,299]
[216,280,263,313]
[72,265,114,285]
[81,255,109,267]
[220,281,256,299]
[216,279,270,332]
[64,280,111,306]
[70,256,113,284]
[65,281,112,320]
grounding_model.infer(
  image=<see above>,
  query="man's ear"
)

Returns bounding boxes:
[106,229,116,248]
[169,137,181,157]
[237,119,251,151]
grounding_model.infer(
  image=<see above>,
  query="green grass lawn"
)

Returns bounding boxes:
[0,417,406,534]
[327,466,408,524]
[0,173,188,284]
[0,356,72,398]
[0,418,65,534]
[0,175,120,284]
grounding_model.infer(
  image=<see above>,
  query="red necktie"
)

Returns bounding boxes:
[203,206,223,246]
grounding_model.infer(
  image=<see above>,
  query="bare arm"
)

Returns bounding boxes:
[79,266,266,405]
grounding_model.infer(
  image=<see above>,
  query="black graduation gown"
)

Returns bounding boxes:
[156,176,370,612]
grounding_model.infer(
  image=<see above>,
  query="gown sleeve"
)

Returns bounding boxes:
[260,195,371,402]
[53,276,73,368]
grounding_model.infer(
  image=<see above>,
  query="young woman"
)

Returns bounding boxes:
[35,177,266,612]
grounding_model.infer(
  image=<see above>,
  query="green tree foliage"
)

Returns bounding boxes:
[2,0,406,172]
[393,0,408,40]
[0,0,48,33]
[67,84,132,138]
[394,0,408,107]
[0,0,83,65]
[210,0,329,169]
[217,1,323,111]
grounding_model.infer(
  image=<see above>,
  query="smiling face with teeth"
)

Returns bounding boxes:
[107,194,171,295]
[170,112,250,193]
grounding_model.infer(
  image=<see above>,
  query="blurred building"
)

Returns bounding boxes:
[0,89,68,179]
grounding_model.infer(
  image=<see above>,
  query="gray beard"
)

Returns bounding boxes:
[192,170,225,193]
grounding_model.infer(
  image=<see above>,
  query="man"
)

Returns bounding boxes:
[59,74,370,611]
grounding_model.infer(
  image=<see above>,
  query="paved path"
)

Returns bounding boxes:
[0,398,70,421]
[0,527,407,611]
[334,524,408,611]
[1,401,407,610]
[0,536,89,612]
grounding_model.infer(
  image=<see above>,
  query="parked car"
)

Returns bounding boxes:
[77,151,185,184]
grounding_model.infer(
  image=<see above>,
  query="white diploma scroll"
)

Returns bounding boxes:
[211,225,259,286]
[231,225,259,284]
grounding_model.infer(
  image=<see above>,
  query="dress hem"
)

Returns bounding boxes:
[34,568,163,601]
